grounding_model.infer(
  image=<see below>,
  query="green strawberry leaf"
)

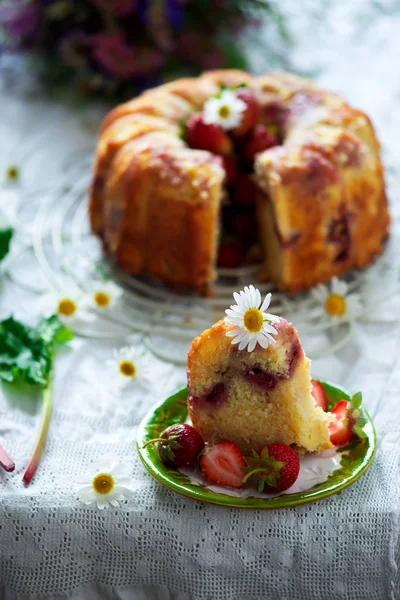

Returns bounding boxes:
[350,391,362,410]
[352,423,368,439]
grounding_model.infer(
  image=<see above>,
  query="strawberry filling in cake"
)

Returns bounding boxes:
[187,287,332,454]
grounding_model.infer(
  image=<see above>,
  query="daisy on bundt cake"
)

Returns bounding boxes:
[90,70,389,295]
[187,285,333,454]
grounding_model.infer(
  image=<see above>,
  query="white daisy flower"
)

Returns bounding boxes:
[203,89,246,130]
[89,281,123,311]
[311,277,363,321]
[225,285,279,352]
[40,287,95,327]
[106,346,148,390]
[77,460,134,510]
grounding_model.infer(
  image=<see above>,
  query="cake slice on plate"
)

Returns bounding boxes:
[187,286,332,454]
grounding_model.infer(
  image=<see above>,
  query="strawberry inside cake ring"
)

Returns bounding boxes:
[90,69,390,295]
[187,286,332,454]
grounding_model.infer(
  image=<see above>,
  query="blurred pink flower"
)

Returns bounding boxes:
[91,0,134,16]
[0,1,39,39]
[91,33,137,78]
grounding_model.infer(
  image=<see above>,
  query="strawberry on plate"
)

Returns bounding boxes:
[311,379,328,411]
[185,113,233,156]
[231,88,261,137]
[144,423,204,468]
[200,440,246,488]
[329,400,353,446]
[242,442,300,493]
[329,392,368,447]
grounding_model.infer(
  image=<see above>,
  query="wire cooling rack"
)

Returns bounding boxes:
[3,150,400,365]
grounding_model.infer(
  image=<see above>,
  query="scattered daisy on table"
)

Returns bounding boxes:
[77,460,134,510]
[310,277,363,322]
[88,280,123,311]
[106,345,149,391]
[39,286,95,327]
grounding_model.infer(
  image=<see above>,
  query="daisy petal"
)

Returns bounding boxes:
[247,336,257,352]
[260,292,272,312]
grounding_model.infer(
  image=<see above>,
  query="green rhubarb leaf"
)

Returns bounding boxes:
[0,210,13,263]
[0,315,73,386]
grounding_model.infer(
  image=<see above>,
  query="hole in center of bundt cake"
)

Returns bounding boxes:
[184,87,284,271]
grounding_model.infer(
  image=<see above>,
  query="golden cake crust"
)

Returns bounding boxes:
[90,69,389,294]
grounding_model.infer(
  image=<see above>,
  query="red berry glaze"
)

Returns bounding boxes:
[311,379,328,411]
[231,89,261,137]
[234,173,258,206]
[200,440,246,488]
[222,156,238,185]
[329,400,354,446]
[157,423,204,467]
[217,239,244,268]
[185,113,233,156]
[243,124,278,163]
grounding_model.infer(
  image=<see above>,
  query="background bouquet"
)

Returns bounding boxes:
[0,0,285,101]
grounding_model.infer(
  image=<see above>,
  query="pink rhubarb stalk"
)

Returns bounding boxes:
[22,384,52,485]
[0,443,15,472]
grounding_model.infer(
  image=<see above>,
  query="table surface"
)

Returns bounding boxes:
[1,1,400,599]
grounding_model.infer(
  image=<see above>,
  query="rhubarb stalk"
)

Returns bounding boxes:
[0,443,15,472]
[22,381,52,485]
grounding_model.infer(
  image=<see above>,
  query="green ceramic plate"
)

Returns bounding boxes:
[137,380,376,508]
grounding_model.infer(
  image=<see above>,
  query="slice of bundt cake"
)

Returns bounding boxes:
[187,286,332,453]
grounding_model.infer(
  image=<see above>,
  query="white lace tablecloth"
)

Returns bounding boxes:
[1,2,400,599]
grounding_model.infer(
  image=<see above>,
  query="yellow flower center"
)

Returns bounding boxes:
[325,293,346,316]
[92,473,114,495]
[218,105,230,119]
[243,307,264,332]
[119,360,136,378]
[7,166,19,180]
[58,298,77,316]
[94,291,110,307]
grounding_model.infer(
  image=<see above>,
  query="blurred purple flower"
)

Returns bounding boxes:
[166,0,184,29]
[91,33,138,78]
[0,1,39,40]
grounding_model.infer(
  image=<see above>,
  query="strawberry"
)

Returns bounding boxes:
[311,379,328,411]
[231,88,261,137]
[329,400,353,446]
[242,124,278,163]
[217,239,244,268]
[144,423,204,468]
[222,156,238,185]
[242,442,300,493]
[200,440,246,487]
[234,173,258,206]
[329,392,368,447]
[185,113,233,156]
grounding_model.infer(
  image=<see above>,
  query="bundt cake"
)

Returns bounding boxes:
[187,286,332,454]
[90,70,390,294]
